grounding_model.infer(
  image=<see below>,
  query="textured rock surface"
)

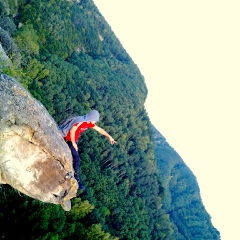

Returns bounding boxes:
[0,74,77,210]
[0,43,12,71]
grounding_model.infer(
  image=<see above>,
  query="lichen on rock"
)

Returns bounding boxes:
[0,74,77,211]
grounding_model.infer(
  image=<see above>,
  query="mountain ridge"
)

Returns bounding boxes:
[153,125,220,239]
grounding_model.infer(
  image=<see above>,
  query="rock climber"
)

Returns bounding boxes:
[59,110,116,191]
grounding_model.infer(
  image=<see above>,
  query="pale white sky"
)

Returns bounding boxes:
[93,1,240,239]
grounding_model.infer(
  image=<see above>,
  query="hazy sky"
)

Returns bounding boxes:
[93,1,240,239]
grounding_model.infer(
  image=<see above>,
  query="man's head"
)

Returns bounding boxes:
[85,110,100,123]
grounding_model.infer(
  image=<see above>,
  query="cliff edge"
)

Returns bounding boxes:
[0,74,78,210]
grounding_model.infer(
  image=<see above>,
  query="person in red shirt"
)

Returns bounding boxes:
[59,110,116,191]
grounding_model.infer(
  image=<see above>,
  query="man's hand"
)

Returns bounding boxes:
[73,142,78,151]
[108,136,117,145]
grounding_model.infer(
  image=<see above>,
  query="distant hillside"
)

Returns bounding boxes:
[153,126,220,239]
[0,0,219,239]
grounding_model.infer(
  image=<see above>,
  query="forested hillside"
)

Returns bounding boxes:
[153,126,220,239]
[0,0,172,239]
[0,0,219,239]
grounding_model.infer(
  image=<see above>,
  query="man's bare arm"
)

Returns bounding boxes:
[92,125,116,144]
[69,122,82,150]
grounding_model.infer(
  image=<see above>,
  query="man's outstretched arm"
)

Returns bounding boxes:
[92,125,116,144]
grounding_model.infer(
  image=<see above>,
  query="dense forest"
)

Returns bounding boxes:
[0,0,219,239]
[152,127,220,239]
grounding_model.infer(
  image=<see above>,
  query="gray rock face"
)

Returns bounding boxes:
[0,43,12,70]
[0,74,77,211]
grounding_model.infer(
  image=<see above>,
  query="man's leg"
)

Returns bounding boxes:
[66,141,85,190]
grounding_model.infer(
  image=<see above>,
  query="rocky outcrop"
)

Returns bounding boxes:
[0,43,12,71]
[0,74,78,211]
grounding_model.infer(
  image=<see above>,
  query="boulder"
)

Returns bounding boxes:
[0,74,78,211]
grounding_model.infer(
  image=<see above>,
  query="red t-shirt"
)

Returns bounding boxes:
[65,122,95,142]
